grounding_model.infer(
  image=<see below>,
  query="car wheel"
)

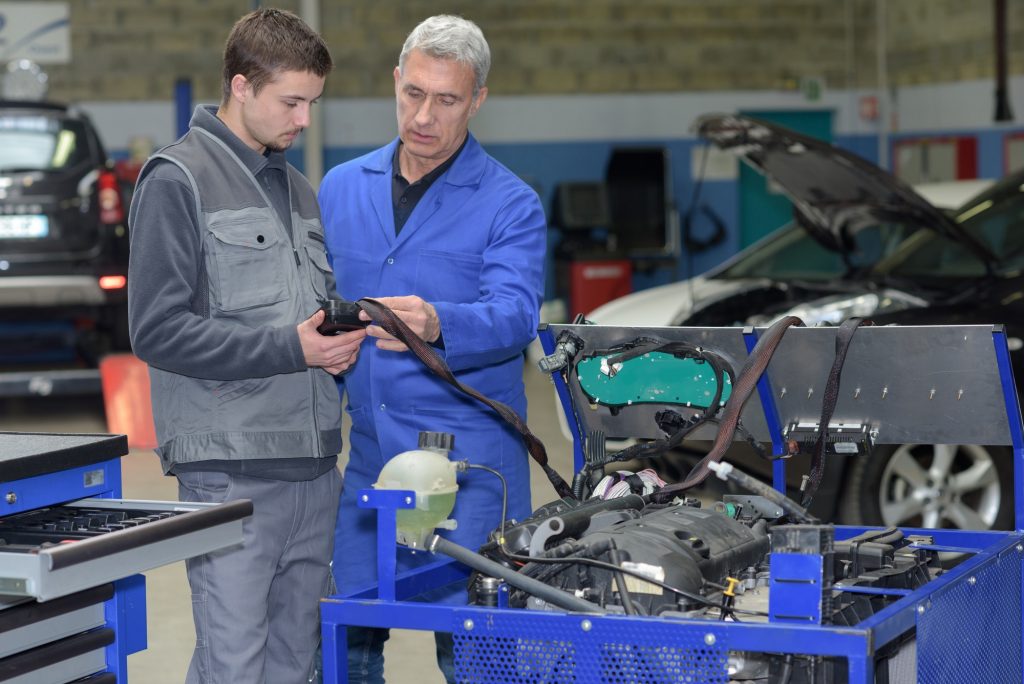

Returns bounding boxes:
[839,443,1013,530]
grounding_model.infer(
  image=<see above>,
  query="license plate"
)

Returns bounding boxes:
[0,214,48,239]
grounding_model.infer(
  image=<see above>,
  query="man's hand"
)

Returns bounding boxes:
[361,295,440,352]
[298,309,366,374]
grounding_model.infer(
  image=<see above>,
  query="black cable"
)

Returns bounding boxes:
[497,542,767,616]
[465,463,508,550]
[430,535,605,614]
[359,297,575,500]
[801,317,871,508]
[587,342,735,471]
[607,543,638,616]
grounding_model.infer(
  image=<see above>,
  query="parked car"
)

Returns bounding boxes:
[0,99,129,395]
[585,114,1017,531]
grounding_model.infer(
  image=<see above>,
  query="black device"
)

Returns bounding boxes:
[316,299,369,335]
[605,146,673,255]
[553,181,611,230]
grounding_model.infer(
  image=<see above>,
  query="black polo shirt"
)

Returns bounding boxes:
[392,136,467,235]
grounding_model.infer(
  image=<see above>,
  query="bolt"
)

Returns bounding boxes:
[463,619,474,631]
[928,389,936,400]
[957,389,964,401]
[4,492,15,505]
[405,497,412,505]
[968,576,977,586]
[807,387,814,399]
[881,386,889,399]
[361,494,369,503]
[854,387,861,399]
[581,620,592,632]
[1017,544,1023,552]
[779,387,787,398]
[704,633,716,646]
[917,605,926,615]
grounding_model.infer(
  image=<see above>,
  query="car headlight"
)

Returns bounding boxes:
[783,293,882,326]
[755,289,927,327]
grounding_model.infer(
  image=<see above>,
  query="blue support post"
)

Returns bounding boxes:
[105,574,146,680]
[992,327,1024,532]
[174,79,192,139]
[320,614,344,684]
[356,488,416,602]
[743,327,787,492]
[991,326,1024,683]
[538,326,587,472]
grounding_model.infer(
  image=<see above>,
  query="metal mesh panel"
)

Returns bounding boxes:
[598,641,728,683]
[452,614,728,683]
[917,546,1022,684]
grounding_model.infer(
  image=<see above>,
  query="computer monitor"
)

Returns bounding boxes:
[605,147,675,255]
[553,181,611,230]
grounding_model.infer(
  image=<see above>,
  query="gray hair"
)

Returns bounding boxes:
[399,15,490,95]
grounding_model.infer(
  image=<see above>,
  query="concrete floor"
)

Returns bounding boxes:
[0,363,577,684]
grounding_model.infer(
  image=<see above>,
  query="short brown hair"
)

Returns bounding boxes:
[221,8,333,103]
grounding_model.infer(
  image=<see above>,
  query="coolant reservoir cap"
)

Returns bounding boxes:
[418,431,455,452]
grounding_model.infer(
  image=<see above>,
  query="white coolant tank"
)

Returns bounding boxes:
[374,431,459,549]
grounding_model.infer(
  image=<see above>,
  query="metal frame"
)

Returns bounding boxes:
[321,324,1024,683]
[0,455,145,682]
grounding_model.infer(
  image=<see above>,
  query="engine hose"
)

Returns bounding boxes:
[843,526,902,546]
[607,544,638,616]
[428,534,606,614]
[707,461,818,524]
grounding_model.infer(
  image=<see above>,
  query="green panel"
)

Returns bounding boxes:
[577,352,731,408]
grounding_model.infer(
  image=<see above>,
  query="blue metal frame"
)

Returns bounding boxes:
[742,326,789,492]
[321,325,1024,683]
[539,325,587,471]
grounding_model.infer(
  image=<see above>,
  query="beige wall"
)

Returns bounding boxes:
[43,0,1024,103]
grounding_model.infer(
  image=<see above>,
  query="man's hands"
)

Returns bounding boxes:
[298,309,367,374]
[359,295,440,352]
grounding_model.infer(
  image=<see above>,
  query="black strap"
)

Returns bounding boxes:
[651,315,803,501]
[801,317,872,508]
[357,297,576,500]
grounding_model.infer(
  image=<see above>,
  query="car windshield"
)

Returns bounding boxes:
[874,177,1024,279]
[0,113,92,172]
[716,221,918,281]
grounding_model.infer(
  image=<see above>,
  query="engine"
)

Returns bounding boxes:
[468,489,940,683]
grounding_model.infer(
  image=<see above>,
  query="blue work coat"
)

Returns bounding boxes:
[319,134,546,598]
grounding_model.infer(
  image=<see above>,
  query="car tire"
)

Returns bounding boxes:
[838,443,1013,530]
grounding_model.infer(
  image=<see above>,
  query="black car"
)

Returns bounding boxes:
[0,100,129,395]
[590,114,1024,531]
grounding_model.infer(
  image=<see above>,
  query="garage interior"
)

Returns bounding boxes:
[4,2,1024,683]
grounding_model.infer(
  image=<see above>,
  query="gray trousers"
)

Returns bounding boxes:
[177,467,342,684]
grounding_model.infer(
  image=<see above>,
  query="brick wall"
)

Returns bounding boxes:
[40,0,1024,102]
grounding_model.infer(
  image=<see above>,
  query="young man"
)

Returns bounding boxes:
[318,14,546,683]
[127,9,365,683]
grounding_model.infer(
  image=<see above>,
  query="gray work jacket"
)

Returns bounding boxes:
[130,109,341,471]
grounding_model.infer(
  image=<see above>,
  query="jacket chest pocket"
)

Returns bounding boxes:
[414,249,483,302]
[206,214,289,312]
[302,220,333,302]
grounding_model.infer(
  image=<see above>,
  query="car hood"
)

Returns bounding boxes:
[586,275,712,326]
[695,114,997,267]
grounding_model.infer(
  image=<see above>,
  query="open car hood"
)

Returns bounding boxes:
[695,114,997,267]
